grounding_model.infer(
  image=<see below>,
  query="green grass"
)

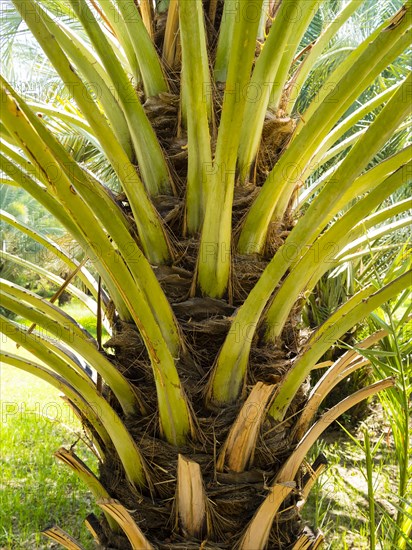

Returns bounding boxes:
[0,309,99,549]
[62,299,109,341]
[302,410,410,549]
[15,298,107,341]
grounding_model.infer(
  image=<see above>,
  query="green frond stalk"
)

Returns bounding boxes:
[179,0,212,233]
[337,216,412,263]
[238,0,318,181]
[113,0,168,96]
[0,147,87,241]
[198,0,263,298]
[0,317,147,488]
[65,0,170,194]
[331,145,412,214]
[0,349,111,449]
[274,72,412,261]
[294,3,411,130]
[93,0,141,81]
[0,151,132,320]
[295,83,404,201]
[0,280,141,415]
[269,271,411,421]
[305,119,410,189]
[214,0,237,82]
[0,250,99,316]
[267,0,320,111]
[26,101,93,134]
[1,85,140,317]
[288,0,363,113]
[310,82,400,166]
[265,160,412,339]
[36,8,134,160]
[238,6,412,253]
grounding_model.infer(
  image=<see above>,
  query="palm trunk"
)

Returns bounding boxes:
[1,1,411,549]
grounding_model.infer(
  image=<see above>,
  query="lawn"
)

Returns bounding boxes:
[0,305,99,549]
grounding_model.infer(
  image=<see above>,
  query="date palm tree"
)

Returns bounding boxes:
[1,1,411,548]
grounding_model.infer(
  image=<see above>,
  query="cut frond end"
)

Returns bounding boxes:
[55,447,119,532]
[176,454,208,538]
[238,483,295,550]
[42,526,85,550]
[97,499,154,550]
[217,382,276,473]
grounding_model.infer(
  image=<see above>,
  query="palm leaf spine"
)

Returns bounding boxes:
[66,0,170,195]
[114,0,168,96]
[238,9,412,253]
[179,0,213,233]
[238,0,312,181]
[269,271,411,421]
[265,161,412,338]
[198,0,264,297]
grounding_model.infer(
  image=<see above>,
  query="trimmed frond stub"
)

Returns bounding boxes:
[217,382,276,472]
[299,455,328,506]
[84,514,104,545]
[291,529,324,550]
[312,533,325,549]
[291,532,312,550]
[55,447,119,532]
[42,526,85,550]
[238,483,295,550]
[294,329,390,439]
[97,499,153,550]
[240,379,394,549]
[176,454,209,538]
[293,355,370,440]
[277,378,396,485]
[163,0,179,68]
